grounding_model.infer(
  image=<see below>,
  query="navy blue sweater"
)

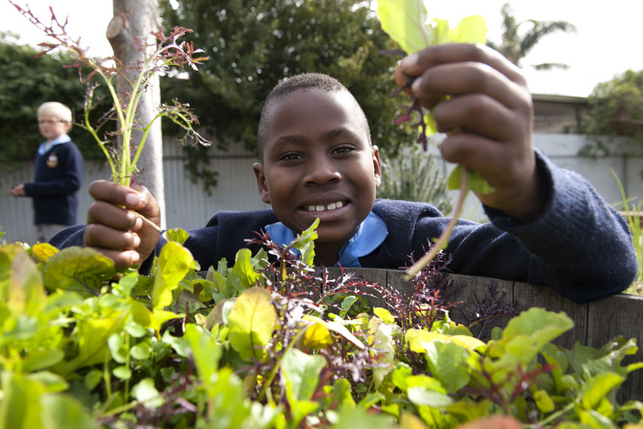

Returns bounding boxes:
[51,152,637,304]
[24,141,83,225]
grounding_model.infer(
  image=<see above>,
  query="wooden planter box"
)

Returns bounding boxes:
[318,268,643,402]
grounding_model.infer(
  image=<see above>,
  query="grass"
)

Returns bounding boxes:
[612,168,643,295]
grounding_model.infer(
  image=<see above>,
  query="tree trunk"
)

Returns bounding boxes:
[106,0,166,229]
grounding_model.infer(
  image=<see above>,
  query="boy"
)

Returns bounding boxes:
[51,44,637,304]
[10,101,84,242]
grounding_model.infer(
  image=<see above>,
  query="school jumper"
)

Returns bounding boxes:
[23,137,83,226]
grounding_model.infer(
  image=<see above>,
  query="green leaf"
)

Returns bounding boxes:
[281,348,327,402]
[163,228,190,245]
[232,249,260,290]
[448,165,494,194]
[329,379,356,410]
[290,218,319,266]
[0,370,47,429]
[331,405,395,429]
[422,340,471,394]
[227,287,277,361]
[43,248,115,295]
[443,15,487,44]
[183,324,222,388]
[131,378,163,409]
[407,386,454,407]
[40,394,96,429]
[72,315,126,369]
[107,333,128,364]
[376,0,430,55]
[8,251,48,318]
[580,372,625,410]
[369,318,397,388]
[22,349,64,372]
[491,308,574,368]
[151,241,194,310]
[112,366,132,380]
[83,370,102,392]
[373,308,396,325]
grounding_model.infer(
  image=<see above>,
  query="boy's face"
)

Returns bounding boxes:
[254,89,381,252]
[38,115,71,142]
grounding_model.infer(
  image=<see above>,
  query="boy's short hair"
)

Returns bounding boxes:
[257,73,371,162]
[37,101,72,123]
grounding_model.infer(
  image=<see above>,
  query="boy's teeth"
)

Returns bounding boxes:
[307,201,344,212]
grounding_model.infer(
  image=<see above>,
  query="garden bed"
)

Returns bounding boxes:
[318,267,643,403]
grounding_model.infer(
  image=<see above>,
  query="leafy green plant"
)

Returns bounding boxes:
[1,223,643,428]
[376,0,493,278]
[9,1,211,188]
[612,168,643,295]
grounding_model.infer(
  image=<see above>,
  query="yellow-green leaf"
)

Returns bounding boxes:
[303,322,334,350]
[406,329,485,352]
[373,307,396,324]
[151,241,194,310]
[29,243,59,264]
[227,287,277,361]
[44,247,115,295]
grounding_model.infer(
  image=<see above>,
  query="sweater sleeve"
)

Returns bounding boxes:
[375,150,637,304]
[482,149,637,303]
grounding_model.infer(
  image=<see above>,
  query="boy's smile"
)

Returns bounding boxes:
[253,88,381,265]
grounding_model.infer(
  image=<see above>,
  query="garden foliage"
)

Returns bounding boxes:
[1,225,642,428]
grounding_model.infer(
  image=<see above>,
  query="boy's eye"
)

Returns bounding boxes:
[332,145,355,155]
[279,152,303,161]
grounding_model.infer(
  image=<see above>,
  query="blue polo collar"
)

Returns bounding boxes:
[38,134,71,155]
[264,211,388,267]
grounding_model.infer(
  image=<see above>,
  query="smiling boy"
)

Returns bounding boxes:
[50,44,637,304]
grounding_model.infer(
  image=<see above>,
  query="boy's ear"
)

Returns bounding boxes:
[372,145,382,189]
[252,162,271,204]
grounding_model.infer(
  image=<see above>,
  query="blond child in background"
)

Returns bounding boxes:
[10,101,84,242]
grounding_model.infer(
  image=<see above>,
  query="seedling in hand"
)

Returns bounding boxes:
[377,0,493,277]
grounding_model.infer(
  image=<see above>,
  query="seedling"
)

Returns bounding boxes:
[377,0,493,278]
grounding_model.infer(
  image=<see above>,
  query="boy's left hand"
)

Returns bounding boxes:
[395,43,543,222]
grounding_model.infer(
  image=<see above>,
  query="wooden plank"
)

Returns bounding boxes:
[512,282,588,349]
[587,293,643,402]
[444,274,515,340]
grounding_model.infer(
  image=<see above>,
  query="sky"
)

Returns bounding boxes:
[1,0,643,97]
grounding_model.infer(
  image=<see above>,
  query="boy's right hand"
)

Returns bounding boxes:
[84,180,161,270]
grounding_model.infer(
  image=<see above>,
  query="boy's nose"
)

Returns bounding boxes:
[304,157,341,185]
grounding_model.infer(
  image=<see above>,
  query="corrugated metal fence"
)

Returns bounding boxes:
[2,133,643,244]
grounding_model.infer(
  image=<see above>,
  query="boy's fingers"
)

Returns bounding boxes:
[433,93,526,142]
[84,223,141,251]
[87,200,143,230]
[410,60,531,111]
[86,247,141,270]
[440,133,534,193]
[88,180,143,208]
[400,43,525,86]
